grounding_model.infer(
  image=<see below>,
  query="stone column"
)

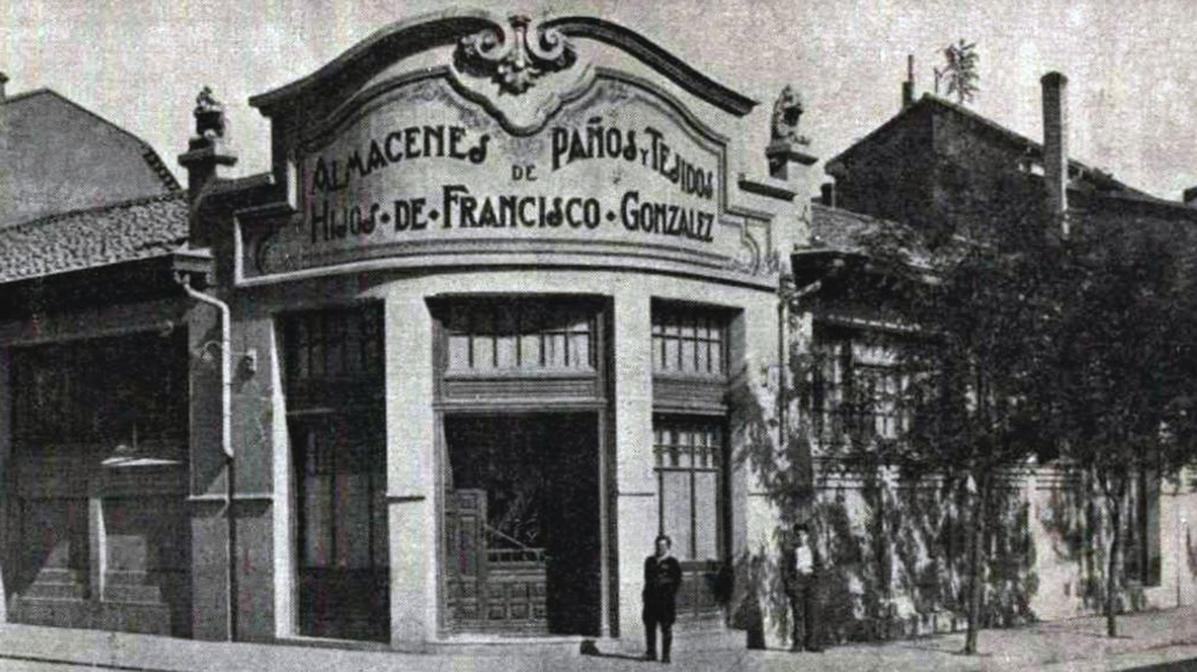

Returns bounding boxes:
[269,324,294,638]
[612,288,656,640]
[386,295,438,646]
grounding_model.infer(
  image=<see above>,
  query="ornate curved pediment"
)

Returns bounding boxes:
[449,14,595,136]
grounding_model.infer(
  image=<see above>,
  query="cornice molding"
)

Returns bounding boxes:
[249,9,756,119]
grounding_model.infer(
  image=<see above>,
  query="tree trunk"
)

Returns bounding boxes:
[964,474,988,655]
[1107,494,1121,638]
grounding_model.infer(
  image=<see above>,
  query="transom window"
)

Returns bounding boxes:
[443,299,595,372]
[283,305,383,383]
[653,415,723,561]
[651,304,727,377]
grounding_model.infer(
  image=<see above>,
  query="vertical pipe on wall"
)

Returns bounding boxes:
[178,276,237,641]
[0,348,10,624]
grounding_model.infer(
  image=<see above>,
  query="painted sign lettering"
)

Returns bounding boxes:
[242,77,745,280]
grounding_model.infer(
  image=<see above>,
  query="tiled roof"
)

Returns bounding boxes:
[827,94,1165,203]
[808,203,933,268]
[0,89,182,228]
[1,89,182,196]
[0,192,189,283]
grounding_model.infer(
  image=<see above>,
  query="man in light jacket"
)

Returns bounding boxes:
[783,522,823,652]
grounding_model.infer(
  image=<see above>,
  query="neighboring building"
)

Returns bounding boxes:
[0,192,196,634]
[793,70,1197,638]
[0,74,190,636]
[0,73,180,228]
[0,11,816,649]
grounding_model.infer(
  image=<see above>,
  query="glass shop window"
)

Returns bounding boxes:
[11,331,188,445]
[651,305,727,377]
[443,299,595,372]
[653,415,723,561]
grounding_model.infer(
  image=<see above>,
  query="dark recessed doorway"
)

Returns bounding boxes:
[443,413,601,636]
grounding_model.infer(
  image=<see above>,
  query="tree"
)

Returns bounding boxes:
[935,40,979,105]
[1045,217,1197,637]
[904,230,1055,653]
[836,205,1057,654]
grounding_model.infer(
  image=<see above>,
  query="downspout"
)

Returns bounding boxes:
[178,275,237,641]
[778,273,825,515]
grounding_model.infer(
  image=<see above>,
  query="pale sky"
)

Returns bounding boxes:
[4,0,1196,200]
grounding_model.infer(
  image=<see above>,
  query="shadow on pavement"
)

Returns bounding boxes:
[1122,661,1197,672]
[579,640,649,661]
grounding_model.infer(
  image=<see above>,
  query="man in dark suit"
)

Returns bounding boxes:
[784,522,823,652]
[643,534,682,664]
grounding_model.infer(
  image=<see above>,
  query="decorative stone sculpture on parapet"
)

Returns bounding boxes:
[193,86,227,141]
[766,85,816,181]
[770,85,810,147]
[179,86,237,207]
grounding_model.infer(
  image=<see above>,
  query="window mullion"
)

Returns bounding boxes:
[689,448,697,561]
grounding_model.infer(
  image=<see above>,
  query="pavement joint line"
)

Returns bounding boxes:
[0,651,176,672]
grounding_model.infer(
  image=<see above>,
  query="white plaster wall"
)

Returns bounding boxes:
[1155,476,1197,609]
[1028,468,1197,622]
[385,293,438,646]
[611,286,655,640]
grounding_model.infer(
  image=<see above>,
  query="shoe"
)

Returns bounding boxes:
[807,647,824,653]
[644,652,657,661]
[661,657,671,664]
[789,645,804,652]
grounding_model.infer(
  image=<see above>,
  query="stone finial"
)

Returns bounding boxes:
[179,85,237,208]
[770,85,809,147]
[193,86,227,140]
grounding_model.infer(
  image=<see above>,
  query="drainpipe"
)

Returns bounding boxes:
[778,274,826,518]
[178,274,237,641]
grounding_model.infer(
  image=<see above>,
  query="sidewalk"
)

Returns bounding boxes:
[0,607,1195,671]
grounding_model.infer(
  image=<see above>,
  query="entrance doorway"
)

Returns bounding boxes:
[443,413,600,635]
[281,303,387,642]
[292,413,388,641]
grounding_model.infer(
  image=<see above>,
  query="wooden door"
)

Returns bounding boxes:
[444,488,488,625]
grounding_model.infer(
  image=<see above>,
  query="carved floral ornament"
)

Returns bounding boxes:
[454,15,577,95]
[449,14,593,135]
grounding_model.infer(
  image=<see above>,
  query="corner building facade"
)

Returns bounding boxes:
[179,11,815,646]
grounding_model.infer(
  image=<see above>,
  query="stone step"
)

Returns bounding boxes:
[103,583,163,604]
[23,581,87,600]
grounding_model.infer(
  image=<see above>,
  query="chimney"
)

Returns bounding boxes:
[901,55,915,110]
[178,86,237,206]
[820,182,836,207]
[1184,186,1197,207]
[1041,72,1069,235]
[0,72,9,102]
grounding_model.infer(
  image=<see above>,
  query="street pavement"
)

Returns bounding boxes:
[1,607,1197,671]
